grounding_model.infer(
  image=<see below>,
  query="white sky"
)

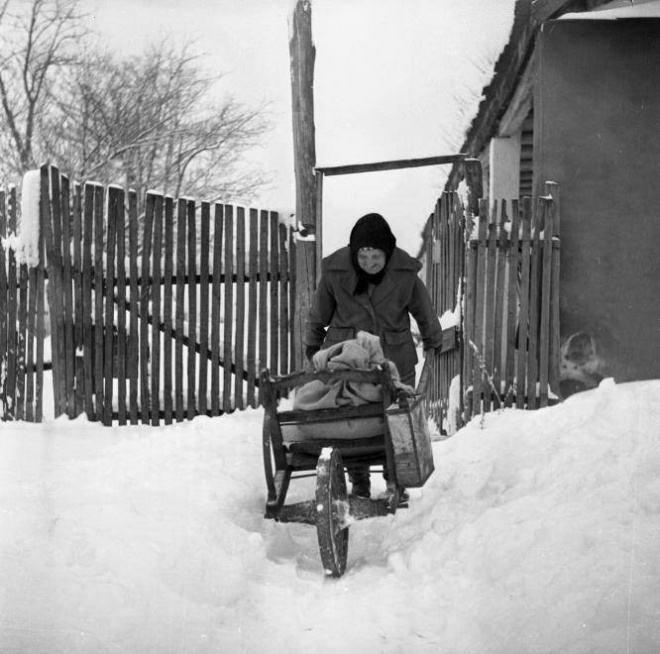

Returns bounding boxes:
[81,0,515,254]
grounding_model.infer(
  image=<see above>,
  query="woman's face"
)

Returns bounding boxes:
[357,247,387,274]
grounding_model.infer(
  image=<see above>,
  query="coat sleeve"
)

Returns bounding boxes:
[408,276,443,350]
[304,273,336,348]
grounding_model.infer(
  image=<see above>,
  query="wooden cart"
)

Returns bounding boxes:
[260,353,435,577]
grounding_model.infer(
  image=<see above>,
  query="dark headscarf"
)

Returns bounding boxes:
[348,213,397,294]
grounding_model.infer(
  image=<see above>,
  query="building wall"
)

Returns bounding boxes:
[489,135,521,203]
[535,18,660,387]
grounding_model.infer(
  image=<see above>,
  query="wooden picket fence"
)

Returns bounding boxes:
[422,185,561,431]
[463,192,560,419]
[423,191,464,432]
[1,164,297,424]
[0,185,47,422]
[2,165,562,430]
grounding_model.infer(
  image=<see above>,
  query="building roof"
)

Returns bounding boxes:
[444,0,614,191]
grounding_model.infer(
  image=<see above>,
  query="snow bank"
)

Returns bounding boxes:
[1,379,659,653]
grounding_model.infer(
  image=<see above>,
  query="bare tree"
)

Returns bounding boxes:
[0,1,271,204]
[0,0,86,181]
[45,42,271,204]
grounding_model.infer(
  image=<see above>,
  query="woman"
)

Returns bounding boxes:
[304,212,443,497]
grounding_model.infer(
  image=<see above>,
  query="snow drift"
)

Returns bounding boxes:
[1,378,659,653]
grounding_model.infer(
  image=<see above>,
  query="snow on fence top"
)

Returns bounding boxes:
[16,169,41,268]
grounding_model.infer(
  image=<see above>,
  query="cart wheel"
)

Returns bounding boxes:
[315,448,349,577]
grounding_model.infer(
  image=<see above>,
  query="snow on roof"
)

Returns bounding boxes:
[562,0,660,19]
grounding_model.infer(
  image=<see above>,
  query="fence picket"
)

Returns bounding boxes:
[35,226,45,422]
[128,190,140,424]
[247,208,259,406]
[431,201,441,424]
[72,182,84,416]
[453,193,465,424]
[25,246,38,421]
[504,200,520,406]
[16,257,28,420]
[471,200,489,417]
[0,190,7,416]
[162,197,175,424]
[493,201,508,406]
[526,199,543,410]
[93,183,105,420]
[6,188,18,420]
[278,222,289,377]
[223,204,234,413]
[269,212,279,375]
[113,187,128,425]
[234,207,246,408]
[288,225,296,376]
[103,183,117,426]
[60,174,75,417]
[198,201,211,416]
[259,210,268,378]
[82,184,95,419]
[210,203,223,416]
[546,182,561,399]
[483,204,498,413]
[150,193,163,425]
[175,199,186,421]
[463,238,478,422]
[48,167,68,417]
[141,194,154,424]
[516,197,532,409]
[186,199,197,420]
[538,198,554,407]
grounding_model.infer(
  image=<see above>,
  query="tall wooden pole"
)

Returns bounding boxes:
[289,0,317,371]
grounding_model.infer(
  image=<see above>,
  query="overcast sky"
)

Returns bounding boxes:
[82,0,515,255]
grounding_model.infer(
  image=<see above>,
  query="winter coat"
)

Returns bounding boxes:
[304,245,443,384]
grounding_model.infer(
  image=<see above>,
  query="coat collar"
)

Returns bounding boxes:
[323,246,420,273]
[323,246,421,301]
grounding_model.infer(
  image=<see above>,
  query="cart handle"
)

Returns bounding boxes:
[416,349,434,397]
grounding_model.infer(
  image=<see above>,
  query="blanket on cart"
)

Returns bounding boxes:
[293,331,414,412]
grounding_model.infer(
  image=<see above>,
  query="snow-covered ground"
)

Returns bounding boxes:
[1,377,659,653]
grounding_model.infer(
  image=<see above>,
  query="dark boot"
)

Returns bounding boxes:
[348,466,371,498]
[383,470,408,503]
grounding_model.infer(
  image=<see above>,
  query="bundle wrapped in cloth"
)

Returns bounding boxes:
[292,331,414,412]
[287,332,434,487]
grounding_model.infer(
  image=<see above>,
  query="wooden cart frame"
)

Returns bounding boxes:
[261,353,435,577]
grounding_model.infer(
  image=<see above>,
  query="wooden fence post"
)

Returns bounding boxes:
[464,158,483,218]
[41,165,68,418]
[289,0,317,372]
[4,188,17,419]
[0,190,7,417]
[545,181,561,400]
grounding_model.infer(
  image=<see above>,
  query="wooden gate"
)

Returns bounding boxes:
[422,184,561,432]
[463,191,561,419]
[16,164,297,425]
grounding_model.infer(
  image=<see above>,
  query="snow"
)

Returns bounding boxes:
[439,281,462,330]
[562,0,660,20]
[16,169,41,268]
[1,377,660,652]
[288,0,312,44]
